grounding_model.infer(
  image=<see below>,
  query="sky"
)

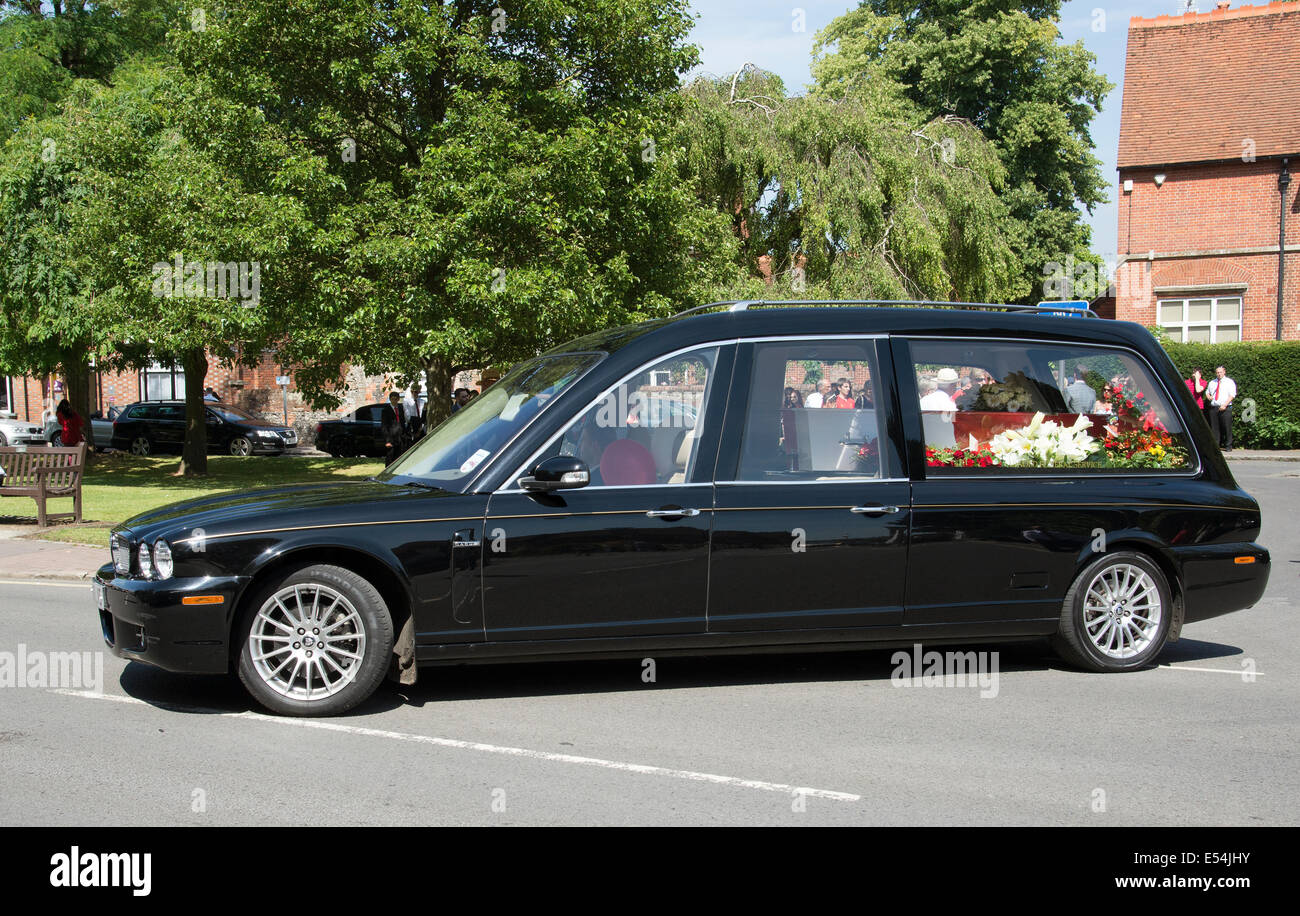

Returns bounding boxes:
[687,0,1198,260]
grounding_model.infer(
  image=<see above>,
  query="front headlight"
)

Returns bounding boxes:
[153,540,174,580]
[138,543,153,579]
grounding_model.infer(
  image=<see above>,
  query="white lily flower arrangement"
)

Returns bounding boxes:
[987,413,1099,467]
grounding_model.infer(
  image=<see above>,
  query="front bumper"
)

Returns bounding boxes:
[94,563,248,674]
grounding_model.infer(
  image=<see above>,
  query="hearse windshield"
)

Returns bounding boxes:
[380,352,603,491]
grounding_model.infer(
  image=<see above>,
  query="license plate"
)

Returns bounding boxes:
[92,581,108,611]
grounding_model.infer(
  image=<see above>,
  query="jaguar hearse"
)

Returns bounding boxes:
[93,302,1270,716]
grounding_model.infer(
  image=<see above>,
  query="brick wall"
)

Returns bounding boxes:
[1115,159,1299,340]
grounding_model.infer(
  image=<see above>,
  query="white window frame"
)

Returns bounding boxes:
[1157,295,1243,343]
[0,377,12,415]
[140,360,185,401]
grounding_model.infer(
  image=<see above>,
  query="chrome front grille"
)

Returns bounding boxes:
[111,534,131,575]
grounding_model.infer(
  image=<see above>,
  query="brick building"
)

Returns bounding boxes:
[0,353,430,445]
[1114,1,1300,341]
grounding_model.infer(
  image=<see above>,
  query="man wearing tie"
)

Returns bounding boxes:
[1206,366,1237,451]
[380,391,409,465]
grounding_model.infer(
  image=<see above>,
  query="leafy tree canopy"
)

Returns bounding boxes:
[676,65,1027,303]
[812,0,1113,297]
[174,0,737,421]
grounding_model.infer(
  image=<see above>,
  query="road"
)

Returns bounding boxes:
[0,461,1295,826]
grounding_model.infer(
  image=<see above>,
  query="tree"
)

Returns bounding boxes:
[812,1,1112,299]
[176,0,737,425]
[24,62,321,474]
[675,65,1026,303]
[0,0,178,135]
[0,0,176,440]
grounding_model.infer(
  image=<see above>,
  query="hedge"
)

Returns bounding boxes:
[1159,339,1300,449]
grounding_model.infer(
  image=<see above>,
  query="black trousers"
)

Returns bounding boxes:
[1212,406,1233,449]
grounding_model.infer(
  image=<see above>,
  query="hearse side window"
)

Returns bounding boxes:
[526,347,720,487]
[735,339,889,482]
[906,339,1194,473]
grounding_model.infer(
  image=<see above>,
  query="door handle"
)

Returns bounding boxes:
[850,504,901,515]
[646,507,701,518]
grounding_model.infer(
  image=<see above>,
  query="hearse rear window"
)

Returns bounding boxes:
[906,338,1194,473]
[736,338,890,481]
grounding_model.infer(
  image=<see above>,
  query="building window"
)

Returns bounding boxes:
[1157,296,1242,343]
[141,361,185,401]
[0,377,11,414]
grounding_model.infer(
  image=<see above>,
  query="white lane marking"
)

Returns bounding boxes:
[1159,664,1264,676]
[0,579,92,589]
[50,689,861,802]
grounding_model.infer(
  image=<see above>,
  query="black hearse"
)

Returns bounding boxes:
[93,302,1270,716]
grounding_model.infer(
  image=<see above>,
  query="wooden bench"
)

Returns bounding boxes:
[0,443,88,527]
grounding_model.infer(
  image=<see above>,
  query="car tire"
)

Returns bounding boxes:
[49,433,64,447]
[229,436,253,457]
[237,564,393,717]
[130,435,152,456]
[1052,550,1172,672]
[0,432,7,447]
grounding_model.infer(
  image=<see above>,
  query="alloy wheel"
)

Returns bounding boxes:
[248,584,368,701]
[1082,563,1163,660]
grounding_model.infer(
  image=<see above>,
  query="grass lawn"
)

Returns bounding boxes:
[4,453,384,548]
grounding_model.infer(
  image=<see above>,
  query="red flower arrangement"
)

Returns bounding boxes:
[926,445,1000,467]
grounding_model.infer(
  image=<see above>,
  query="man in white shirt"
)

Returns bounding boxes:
[805,379,831,409]
[1206,365,1237,451]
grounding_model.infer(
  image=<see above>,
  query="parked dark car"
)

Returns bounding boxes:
[314,403,388,458]
[110,400,298,456]
[93,302,1270,716]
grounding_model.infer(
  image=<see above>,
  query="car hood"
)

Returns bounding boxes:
[116,480,464,541]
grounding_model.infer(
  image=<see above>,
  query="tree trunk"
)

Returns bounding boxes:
[177,348,209,476]
[424,357,453,429]
[61,349,96,462]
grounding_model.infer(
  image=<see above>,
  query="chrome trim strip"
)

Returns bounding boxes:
[173,515,486,544]
[717,477,910,486]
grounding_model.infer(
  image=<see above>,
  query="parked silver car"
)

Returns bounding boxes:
[0,416,47,447]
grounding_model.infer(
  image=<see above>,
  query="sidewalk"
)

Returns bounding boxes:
[0,528,105,581]
[1219,449,1300,461]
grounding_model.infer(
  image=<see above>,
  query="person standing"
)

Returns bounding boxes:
[55,399,84,447]
[805,379,831,409]
[1185,368,1210,427]
[380,392,408,465]
[1206,366,1237,451]
[833,378,855,409]
[1065,366,1097,415]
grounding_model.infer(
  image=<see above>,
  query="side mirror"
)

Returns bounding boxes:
[520,456,590,491]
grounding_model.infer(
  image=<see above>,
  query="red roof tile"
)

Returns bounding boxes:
[1118,2,1300,168]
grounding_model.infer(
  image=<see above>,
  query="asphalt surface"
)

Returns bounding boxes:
[0,461,1295,826]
